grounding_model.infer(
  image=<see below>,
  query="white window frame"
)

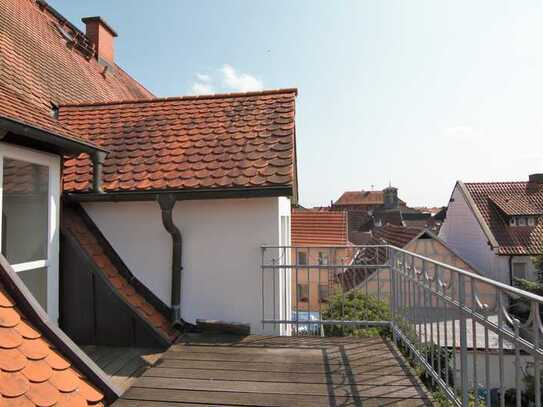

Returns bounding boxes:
[0,142,60,323]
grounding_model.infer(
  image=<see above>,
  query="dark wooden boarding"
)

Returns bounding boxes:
[113,335,433,406]
[83,346,164,393]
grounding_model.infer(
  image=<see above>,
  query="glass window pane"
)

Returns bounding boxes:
[2,158,49,264]
[18,267,47,311]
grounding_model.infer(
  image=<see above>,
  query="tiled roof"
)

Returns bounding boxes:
[489,194,543,216]
[334,190,406,207]
[334,191,385,206]
[59,90,297,193]
[0,83,98,149]
[292,210,348,246]
[372,223,423,248]
[464,182,543,255]
[0,263,106,406]
[62,209,178,343]
[0,0,152,146]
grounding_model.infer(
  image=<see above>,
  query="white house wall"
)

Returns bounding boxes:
[438,185,509,283]
[83,196,289,335]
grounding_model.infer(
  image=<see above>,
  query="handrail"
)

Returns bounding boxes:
[260,244,543,406]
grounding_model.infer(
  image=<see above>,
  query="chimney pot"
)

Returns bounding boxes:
[82,16,117,64]
[529,173,543,184]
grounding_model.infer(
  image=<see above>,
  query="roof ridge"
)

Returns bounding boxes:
[465,181,529,185]
[59,88,299,108]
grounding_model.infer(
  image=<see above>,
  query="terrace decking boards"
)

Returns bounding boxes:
[113,335,433,406]
[83,346,164,393]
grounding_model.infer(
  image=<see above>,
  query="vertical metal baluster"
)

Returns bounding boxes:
[283,246,287,335]
[485,324,490,407]
[421,259,429,383]
[458,272,469,407]
[497,291,505,407]
[272,257,276,332]
[341,253,345,336]
[443,271,449,390]
[390,247,397,343]
[451,271,457,396]
[261,247,265,331]
[317,252,320,331]
[294,249,301,336]
[534,301,541,407]
[429,262,436,388]
[307,247,311,334]
[514,318,521,407]
[436,265,442,381]
[471,277,478,406]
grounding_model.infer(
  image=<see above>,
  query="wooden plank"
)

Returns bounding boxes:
[113,401,232,407]
[106,348,162,390]
[113,399,430,407]
[166,344,390,356]
[134,376,428,399]
[161,349,399,365]
[92,346,128,367]
[156,358,410,375]
[142,367,414,385]
[120,387,433,407]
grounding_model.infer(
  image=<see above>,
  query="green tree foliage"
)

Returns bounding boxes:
[321,289,391,337]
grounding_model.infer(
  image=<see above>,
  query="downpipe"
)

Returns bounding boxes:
[157,194,184,329]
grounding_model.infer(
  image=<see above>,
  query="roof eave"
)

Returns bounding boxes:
[67,185,293,202]
[0,116,107,155]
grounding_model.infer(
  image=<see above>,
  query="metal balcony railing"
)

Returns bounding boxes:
[261,245,543,407]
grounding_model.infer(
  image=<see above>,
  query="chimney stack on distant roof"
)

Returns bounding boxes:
[529,173,543,184]
[82,16,117,64]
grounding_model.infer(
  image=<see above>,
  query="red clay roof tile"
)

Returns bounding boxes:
[0,0,152,148]
[464,181,543,255]
[292,210,349,246]
[372,224,422,248]
[0,283,103,406]
[59,89,297,193]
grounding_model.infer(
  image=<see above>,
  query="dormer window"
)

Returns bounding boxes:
[509,215,538,227]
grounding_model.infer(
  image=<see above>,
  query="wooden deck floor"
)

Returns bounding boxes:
[112,335,433,406]
[82,346,164,393]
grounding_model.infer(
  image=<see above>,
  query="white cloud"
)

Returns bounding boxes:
[191,82,215,95]
[196,73,211,82]
[221,64,263,92]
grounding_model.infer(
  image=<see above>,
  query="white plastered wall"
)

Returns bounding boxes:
[439,185,509,284]
[83,196,291,335]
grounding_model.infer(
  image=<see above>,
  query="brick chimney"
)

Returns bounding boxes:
[82,16,117,64]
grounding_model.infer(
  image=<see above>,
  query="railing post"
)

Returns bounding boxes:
[389,247,397,343]
[458,273,469,406]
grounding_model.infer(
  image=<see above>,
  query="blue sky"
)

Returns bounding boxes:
[49,1,543,208]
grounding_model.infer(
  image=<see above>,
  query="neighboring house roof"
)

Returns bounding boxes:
[334,191,384,206]
[334,190,406,206]
[0,0,152,147]
[59,89,296,194]
[0,256,114,406]
[461,181,543,255]
[372,223,423,248]
[292,211,348,246]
